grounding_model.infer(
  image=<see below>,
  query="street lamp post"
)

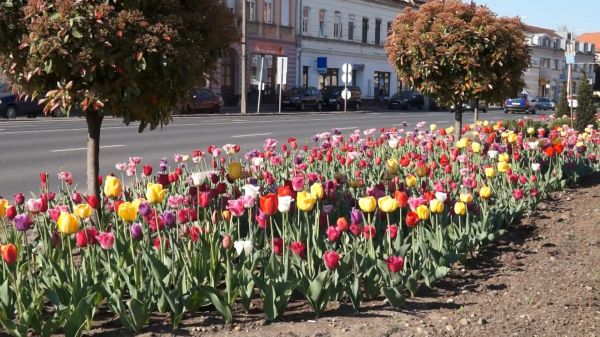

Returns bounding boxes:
[240,0,247,114]
[565,37,576,128]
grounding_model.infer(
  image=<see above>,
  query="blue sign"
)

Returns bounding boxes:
[317,57,327,74]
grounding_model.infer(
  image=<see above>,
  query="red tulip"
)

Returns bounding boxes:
[553,143,564,154]
[272,237,283,256]
[386,225,398,240]
[143,164,153,176]
[336,217,349,232]
[326,226,341,242]
[1,244,17,265]
[513,189,524,200]
[259,193,278,216]
[363,225,376,240]
[188,226,202,242]
[386,256,404,273]
[76,227,99,247]
[153,236,170,250]
[323,250,340,270]
[71,192,83,204]
[87,195,100,209]
[277,185,295,198]
[157,173,170,186]
[40,172,48,189]
[6,205,17,220]
[198,192,210,208]
[349,223,361,236]
[394,191,409,208]
[290,241,306,259]
[405,211,419,228]
[544,146,555,157]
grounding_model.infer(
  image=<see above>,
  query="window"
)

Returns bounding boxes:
[374,71,390,101]
[540,58,551,68]
[221,62,232,87]
[334,11,342,39]
[302,66,309,87]
[319,68,339,89]
[362,17,369,43]
[264,0,273,24]
[247,0,256,21]
[226,0,235,13]
[302,7,309,33]
[280,0,290,26]
[553,59,559,70]
[348,15,355,40]
[375,19,381,45]
[319,9,326,37]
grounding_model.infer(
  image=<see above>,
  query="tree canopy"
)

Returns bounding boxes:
[0,0,237,130]
[385,0,529,136]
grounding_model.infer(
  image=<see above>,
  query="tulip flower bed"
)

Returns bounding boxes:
[0,118,599,336]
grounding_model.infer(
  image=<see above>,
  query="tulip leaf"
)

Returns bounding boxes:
[382,286,405,309]
[197,286,232,324]
[64,291,98,337]
[128,298,149,332]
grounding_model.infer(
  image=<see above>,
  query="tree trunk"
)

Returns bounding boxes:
[86,111,103,200]
[454,104,462,139]
[473,98,479,123]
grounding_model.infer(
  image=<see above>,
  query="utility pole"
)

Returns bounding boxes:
[566,35,575,128]
[241,0,247,114]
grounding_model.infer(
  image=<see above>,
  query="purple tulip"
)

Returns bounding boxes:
[130,223,143,240]
[14,213,32,231]
[138,201,151,216]
[159,157,168,172]
[160,210,176,228]
[350,207,362,224]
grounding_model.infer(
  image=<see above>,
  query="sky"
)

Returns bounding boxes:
[466,0,599,34]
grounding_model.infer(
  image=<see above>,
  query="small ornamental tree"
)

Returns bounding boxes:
[385,0,529,138]
[575,75,596,132]
[556,83,569,118]
[0,0,237,199]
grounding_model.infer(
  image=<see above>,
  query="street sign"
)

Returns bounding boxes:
[341,73,352,84]
[276,57,288,85]
[342,63,352,74]
[342,89,351,100]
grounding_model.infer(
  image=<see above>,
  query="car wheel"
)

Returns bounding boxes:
[4,105,17,119]
[299,102,306,111]
[317,102,323,112]
[54,110,65,118]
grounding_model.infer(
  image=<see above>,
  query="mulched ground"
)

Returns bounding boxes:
[87,174,600,337]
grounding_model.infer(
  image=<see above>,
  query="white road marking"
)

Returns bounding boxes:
[335,127,358,130]
[51,144,126,153]
[232,132,273,138]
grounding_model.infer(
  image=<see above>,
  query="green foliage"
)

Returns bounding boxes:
[0,0,238,130]
[385,0,529,108]
[575,75,596,132]
[556,83,569,118]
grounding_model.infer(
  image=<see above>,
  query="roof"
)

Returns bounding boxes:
[577,32,600,47]
[522,24,562,38]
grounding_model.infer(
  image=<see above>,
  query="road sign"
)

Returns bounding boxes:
[341,89,351,100]
[276,57,288,85]
[341,73,352,84]
[342,63,352,74]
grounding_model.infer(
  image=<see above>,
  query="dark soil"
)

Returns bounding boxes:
[86,175,600,337]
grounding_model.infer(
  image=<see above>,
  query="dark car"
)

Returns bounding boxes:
[178,88,223,114]
[504,94,536,114]
[535,97,556,111]
[321,86,362,110]
[282,86,323,111]
[388,90,425,110]
[0,82,44,118]
[450,100,487,113]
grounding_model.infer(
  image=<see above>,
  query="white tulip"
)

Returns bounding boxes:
[531,163,541,172]
[243,184,261,198]
[487,150,498,159]
[277,195,293,213]
[234,240,253,256]
[434,192,448,202]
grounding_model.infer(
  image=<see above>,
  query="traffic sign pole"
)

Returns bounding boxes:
[341,63,352,112]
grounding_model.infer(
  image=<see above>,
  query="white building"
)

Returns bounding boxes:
[523,24,596,100]
[297,0,425,102]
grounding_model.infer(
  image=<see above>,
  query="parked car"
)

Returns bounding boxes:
[503,94,536,114]
[321,86,362,110]
[388,90,424,110]
[535,97,556,111]
[450,100,487,113]
[178,88,223,114]
[0,82,43,118]
[282,86,323,111]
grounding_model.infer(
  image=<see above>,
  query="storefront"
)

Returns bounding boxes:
[248,41,293,104]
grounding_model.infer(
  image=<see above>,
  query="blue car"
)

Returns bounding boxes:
[503,94,536,114]
[0,82,44,118]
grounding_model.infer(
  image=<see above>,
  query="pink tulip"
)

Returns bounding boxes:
[226,199,245,217]
[512,189,524,200]
[291,175,305,191]
[96,232,115,250]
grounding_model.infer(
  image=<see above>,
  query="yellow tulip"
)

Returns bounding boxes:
[57,212,79,235]
[456,138,469,149]
[118,202,138,222]
[479,186,492,199]
[416,205,430,220]
[527,127,535,135]
[359,196,377,213]
[507,133,517,144]
[471,142,482,153]
[104,176,122,198]
[310,183,324,200]
[296,191,317,212]
[459,193,473,204]
[386,159,399,174]
[73,203,92,219]
[228,162,242,180]
[405,175,417,188]
[497,161,511,173]
[498,153,510,163]
[454,201,467,216]
[415,166,427,178]
[430,124,437,131]
[446,126,455,135]
[146,183,166,204]
[377,196,398,213]
[0,199,7,218]
[429,199,444,214]
[485,167,496,178]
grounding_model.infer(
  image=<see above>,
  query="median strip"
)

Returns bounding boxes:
[51,144,126,152]
[232,132,273,138]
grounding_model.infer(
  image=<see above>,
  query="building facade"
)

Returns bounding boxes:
[523,25,596,101]
[297,0,423,102]
[576,32,600,94]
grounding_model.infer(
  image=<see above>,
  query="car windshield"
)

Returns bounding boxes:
[323,87,341,94]
[285,88,303,96]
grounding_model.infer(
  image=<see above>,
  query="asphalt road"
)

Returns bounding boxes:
[0,108,547,197]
